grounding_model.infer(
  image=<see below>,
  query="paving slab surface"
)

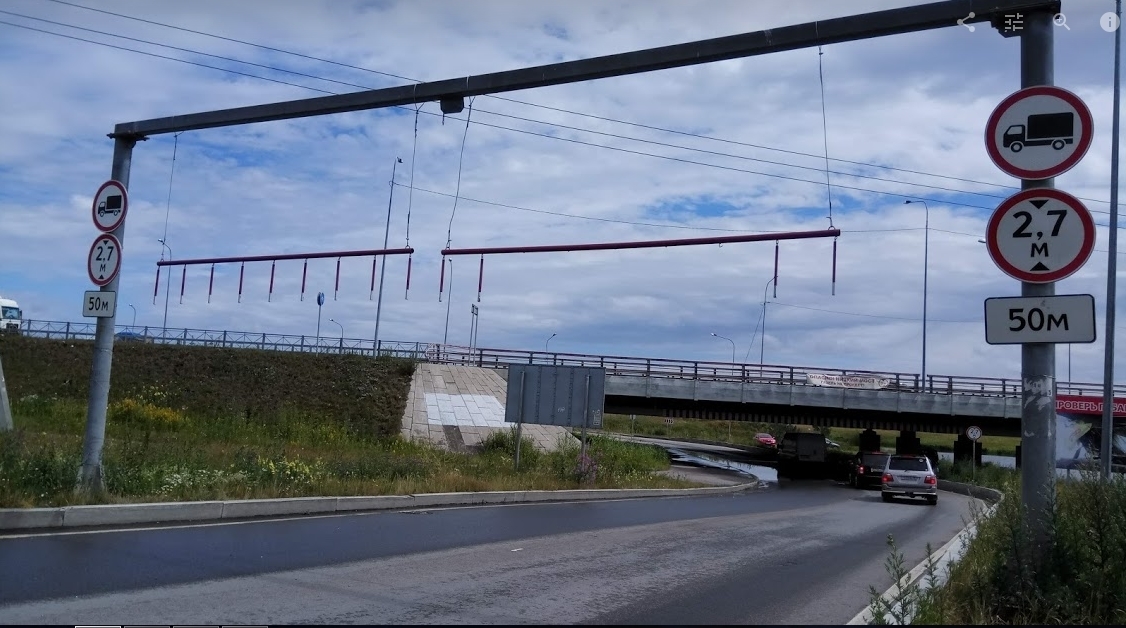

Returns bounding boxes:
[401,363,577,452]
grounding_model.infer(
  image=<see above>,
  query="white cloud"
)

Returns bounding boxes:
[1,0,1124,389]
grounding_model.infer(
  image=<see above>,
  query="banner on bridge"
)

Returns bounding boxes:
[1056,394,1126,417]
[805,373,891,390]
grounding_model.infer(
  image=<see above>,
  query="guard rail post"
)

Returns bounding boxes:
[65,322,71,339]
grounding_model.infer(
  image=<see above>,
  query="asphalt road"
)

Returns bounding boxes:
[0,481,979,625]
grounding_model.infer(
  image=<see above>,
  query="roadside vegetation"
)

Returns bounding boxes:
[826,427,1019,457]
[598,414,1020,457]
[599,412,811,448]
[0,337,697,508]
[868,461,1126,624]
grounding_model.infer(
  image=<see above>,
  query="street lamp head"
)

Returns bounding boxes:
[710,332,718,337]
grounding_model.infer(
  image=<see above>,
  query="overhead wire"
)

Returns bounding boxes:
[10,13,1126,253]
[3,7,1022,205]
[28,0,1116,209]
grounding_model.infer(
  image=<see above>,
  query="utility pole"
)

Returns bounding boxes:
[1101,0,1122,481]
[1014,10,1057,549]
[373,157,401,355]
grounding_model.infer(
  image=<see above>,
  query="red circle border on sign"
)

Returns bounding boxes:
[984,85,1094,181]
[986,188,1096,283]
[91,179,128,233]
[87,233,123,287]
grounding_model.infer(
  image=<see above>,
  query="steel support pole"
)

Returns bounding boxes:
[443,259,453,346]
[373,158,399,351]
[1019,11,1057,549]
[160,240,172,333]
[1101,0,1122,481]
[78,135,137,493]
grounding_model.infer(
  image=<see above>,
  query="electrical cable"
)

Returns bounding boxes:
[769,301,978,323]
[7,12,1123,221]
[818,46,834,228]
[445,97,475,249]
[28,0,1116,208]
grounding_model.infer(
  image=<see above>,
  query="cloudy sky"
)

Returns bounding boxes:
[1,0,1123,385]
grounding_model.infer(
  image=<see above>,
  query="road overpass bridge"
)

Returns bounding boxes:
[21,319,1125,456]
[435,345,1126,457]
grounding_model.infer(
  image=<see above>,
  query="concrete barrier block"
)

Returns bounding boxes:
[0,507,65,530]
[334,495,417,512]
[64,501,224,528]
[220,497,338,520]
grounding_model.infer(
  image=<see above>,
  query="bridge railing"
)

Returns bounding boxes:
[429,345,1126,400]
[15,319,1126,399]
[17,319,434,360]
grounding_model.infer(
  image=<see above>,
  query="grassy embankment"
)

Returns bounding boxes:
[869,459,1125,624]
[0,336,694,508]
[599,414,1020,456]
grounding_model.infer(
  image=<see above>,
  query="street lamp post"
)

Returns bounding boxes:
[157,239,172,334]
[329,318,344,352]
[545,332,556,353]
[711,331,737,444]
[710,332,736,363]
[905,199,930,391]
[127,303,136,328]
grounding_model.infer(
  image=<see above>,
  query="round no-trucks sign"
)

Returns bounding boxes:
[985,85,1093,180]
[88,233,123,287]
[986,188,1096,283]
[966,426,982,441]
[91,179,128,232]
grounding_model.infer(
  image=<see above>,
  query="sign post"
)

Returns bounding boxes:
[966,425,983,482]
[984,13,1093,552]
[79,159,136,493]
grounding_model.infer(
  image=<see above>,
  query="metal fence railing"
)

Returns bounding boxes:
[18,319,434,360]
[14,319,1126,400]
[426,345,1126,401]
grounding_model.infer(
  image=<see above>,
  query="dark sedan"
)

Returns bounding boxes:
[848,451,890,489]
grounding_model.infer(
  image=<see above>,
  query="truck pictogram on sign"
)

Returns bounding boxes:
[1002,112,1074,153]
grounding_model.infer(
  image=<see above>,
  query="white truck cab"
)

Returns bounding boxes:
[0,295,22,333]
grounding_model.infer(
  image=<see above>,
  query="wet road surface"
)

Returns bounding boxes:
[0,479,979,625]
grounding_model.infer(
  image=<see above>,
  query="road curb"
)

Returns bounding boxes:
[0,482,759,532]
[847,481,1004,625]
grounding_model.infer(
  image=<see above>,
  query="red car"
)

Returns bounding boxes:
[754,433,777,448]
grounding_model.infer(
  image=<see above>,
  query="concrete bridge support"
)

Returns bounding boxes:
[895,430,922,455]
[952,434,982,468]
[858,428,881,452]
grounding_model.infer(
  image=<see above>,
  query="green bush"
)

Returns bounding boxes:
[479,427,543,471]
[894,472,1126,625]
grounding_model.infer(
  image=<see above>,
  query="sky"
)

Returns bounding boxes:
[1,0,1124,386]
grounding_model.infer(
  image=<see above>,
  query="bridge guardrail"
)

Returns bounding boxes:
[16,319,435,360]
[428,345,1126,401]
[14,319,1124,400]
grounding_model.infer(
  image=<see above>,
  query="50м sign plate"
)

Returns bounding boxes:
[984,294,1096,345]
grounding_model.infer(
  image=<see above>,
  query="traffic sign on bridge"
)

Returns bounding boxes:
[985,188,1096,283]
[985,85,1093,180]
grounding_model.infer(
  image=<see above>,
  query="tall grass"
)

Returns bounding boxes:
[0,398,697,508]
[866,465,1126,625]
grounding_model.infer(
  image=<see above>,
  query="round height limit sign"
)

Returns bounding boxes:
[986,188,1096,283]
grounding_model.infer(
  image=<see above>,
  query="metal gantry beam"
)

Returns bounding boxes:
[439,229,840,256]
[112,0,1060,138]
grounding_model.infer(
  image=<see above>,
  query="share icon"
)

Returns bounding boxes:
[957,11,975,32]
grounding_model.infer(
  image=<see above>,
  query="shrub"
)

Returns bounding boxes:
[108,398,187,431]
